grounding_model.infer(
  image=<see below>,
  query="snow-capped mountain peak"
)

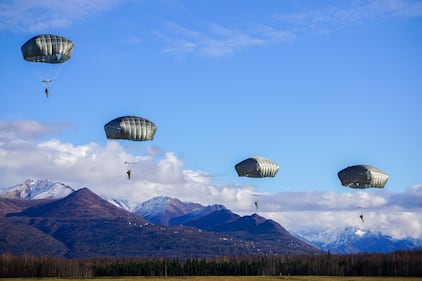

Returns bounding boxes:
[134,196,204,225]
[0,179,75,200]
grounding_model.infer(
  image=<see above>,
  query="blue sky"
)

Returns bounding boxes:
[1,0,422,238]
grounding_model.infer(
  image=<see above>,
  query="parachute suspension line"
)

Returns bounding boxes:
[33,64,63,97]
[33,69,50,97]
[33,64,61,85]
[51,64,63,81]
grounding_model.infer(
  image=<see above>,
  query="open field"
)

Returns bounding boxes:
[2,277,422,281]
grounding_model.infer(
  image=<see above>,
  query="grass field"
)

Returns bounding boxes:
[2,277,421,281]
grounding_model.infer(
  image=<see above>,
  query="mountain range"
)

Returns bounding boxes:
[296,227,422,254]
[0,179,318,258]
[1,179,421,256]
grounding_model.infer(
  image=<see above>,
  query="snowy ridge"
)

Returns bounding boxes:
[133,195,204,225]
[296,227,357,245]
[0,179,74,199]
[296,226,422,254]
[107,198,132,211]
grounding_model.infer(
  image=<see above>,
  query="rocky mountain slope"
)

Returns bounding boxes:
[2,179,421,255]
[1,186,319,258]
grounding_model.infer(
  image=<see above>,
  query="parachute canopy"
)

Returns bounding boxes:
[104,116,157,141]
[338,165,388,189]
[235,157,279,178]
[21,34,74,64]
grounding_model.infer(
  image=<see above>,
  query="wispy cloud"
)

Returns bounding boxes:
[0,0,123,32]
[0,120,421,239]
[274,0,422,34]
[154,21,294,58]
[0,120,72,141]
[153,0,422,58]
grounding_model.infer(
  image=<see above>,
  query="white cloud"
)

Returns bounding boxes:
[0,120,421,239]
[254,187,422,239]
[0,0,123,32]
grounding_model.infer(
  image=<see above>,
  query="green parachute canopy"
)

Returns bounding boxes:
[337,165,388,189]
[104,116,157,141]
[21,34,74,64]
[235,157,279,178]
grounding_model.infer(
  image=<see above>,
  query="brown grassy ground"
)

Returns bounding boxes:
[2,277,421,281]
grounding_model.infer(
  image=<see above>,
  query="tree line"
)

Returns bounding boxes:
[0,250,421,277]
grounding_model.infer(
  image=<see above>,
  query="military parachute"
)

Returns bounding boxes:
[235,157,278,210]
[338,164,388,223]
[104,116,157,141]
[21,34,74,97]
[235,157,279,178]
[337,165,388,189]
[104,116,157,180]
